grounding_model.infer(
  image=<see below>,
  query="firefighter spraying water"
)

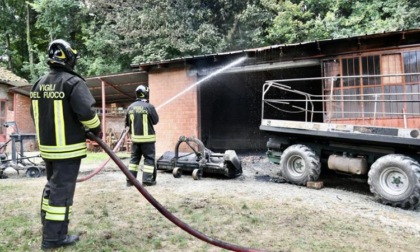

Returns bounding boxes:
[125,85,159,187]
[80,56,247,182]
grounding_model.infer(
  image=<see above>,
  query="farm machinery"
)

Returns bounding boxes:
[157,136,242,180]
[0,122,45,179]
[260,76,420,209]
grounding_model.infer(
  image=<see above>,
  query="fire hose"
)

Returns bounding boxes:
[77,128,129,182]
[86,131,267,252]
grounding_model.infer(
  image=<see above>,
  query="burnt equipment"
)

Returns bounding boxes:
[157,136,242,179]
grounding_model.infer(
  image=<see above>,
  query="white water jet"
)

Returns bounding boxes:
[157,56,247,111]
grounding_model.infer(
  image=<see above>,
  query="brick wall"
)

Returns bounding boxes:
[149,66,198,155]
[14,93,35,134]
[6,93,38,152]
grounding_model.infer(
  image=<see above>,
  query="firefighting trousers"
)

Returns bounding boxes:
[40,158,81,241]
[128,142,156,183]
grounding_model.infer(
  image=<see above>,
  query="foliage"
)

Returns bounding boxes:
[88,0,231,64]
[30,0,82,40]
[265,0,420,44]
[0,0,28,75]
[1,0,420,81]
[225,1,274,50]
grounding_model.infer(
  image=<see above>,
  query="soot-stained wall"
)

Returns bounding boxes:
[199,66,321,152]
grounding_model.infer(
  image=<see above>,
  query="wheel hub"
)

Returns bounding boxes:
[380,167,409,196]
[288,155,305,175]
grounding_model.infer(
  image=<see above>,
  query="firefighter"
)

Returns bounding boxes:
[30,39,102,250]
[125,85,159,186]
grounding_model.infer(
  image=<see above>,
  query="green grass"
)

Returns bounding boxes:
[1,170,420,252]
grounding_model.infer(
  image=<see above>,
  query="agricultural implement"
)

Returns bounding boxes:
[157,136,242,180]
[0,122,45,178]
[261,76,420,209]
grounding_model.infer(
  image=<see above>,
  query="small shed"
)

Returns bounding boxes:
[0,67,31,144]
[131,29,420,155]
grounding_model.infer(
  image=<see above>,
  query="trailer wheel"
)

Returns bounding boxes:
[368,154,420,209]
[192,169,202,180]
[280,144,321,185]
[173,167,182,178]
[26,166,41,178]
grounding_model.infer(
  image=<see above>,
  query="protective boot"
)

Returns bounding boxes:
[142,171,156,186]
[41,234,79,250]
[126,170,137,187]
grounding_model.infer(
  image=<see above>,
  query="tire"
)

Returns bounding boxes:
[192,169,203,180]
[172,167,182,178]
[280,144,321,185]
[368,154,420,209]
[0,168,8,179]
[26,166,41,178]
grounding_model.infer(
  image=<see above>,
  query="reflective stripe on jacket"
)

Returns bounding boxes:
[125,100,159,143]
[30,67,100,160]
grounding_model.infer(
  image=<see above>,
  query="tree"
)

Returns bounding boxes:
[265,0,320,44]
[87,0,256,64]
[0,0,28,74]
[264,0,420,45]
[2,0,420,81]
[224,1,274,50]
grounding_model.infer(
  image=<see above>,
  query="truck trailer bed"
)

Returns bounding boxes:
[260,119,420,149]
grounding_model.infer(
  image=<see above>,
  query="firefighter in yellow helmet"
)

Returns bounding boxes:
[125,85,159,186]
[30,39,101,250]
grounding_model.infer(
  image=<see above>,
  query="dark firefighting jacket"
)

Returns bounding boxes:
[30,66,100,160]
[125,99,159,143]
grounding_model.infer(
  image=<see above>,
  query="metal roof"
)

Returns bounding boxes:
[131,28,420,70]
[9,71,148,106]
[86,71,148,105]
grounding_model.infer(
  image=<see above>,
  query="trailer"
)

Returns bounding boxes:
[260,74,420,209]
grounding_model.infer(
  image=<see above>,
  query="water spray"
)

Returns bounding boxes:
[157,56,247,111]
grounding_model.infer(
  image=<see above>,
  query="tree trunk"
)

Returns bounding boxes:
[26,2,34,80]
[6,34,12,69]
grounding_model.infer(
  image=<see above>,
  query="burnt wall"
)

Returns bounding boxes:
[199,66,321,152]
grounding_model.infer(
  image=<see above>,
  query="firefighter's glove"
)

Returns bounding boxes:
[86,127,103,141]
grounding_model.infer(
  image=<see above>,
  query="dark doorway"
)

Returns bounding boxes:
[199,65,321,152]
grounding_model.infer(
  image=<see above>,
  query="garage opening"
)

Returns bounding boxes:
[199,65,322,152]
